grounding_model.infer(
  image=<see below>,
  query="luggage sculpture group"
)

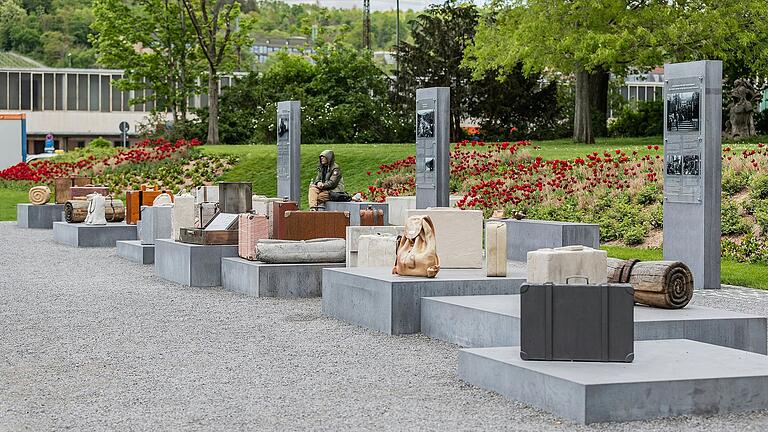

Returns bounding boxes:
[64,196,125,223]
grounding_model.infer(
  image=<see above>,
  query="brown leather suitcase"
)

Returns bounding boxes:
[269,201,299,238]
[125,186,163,225]
[69,186,109,200]
[274,211,349,240]
[360,206,385,226]
[54,176,91,203]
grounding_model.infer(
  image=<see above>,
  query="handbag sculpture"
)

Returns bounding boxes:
[392,215,440,278]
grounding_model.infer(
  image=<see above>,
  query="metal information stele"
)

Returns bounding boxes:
[662,60,722,289]
[276,100,301,203]
[415,87,450,209]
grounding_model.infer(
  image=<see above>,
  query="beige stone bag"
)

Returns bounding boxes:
[393,215,440,278]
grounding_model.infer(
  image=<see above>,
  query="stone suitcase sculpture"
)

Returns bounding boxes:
[65,198,125,223]
[393,215,440,278]
[274,211,349,240]
[70,186,109,200]
[357,233,398,267]
[252,196,284,215]
[195,202,218,228]
[219,182,252,214]
[138,205,173,245]
[360,206,386,226]
[520,282,635,362]
[527,246,607,284]
[171,191,195,241]
[195,185,219,203]
[179,212,239,245]
[269,200,299,238]
[406,208,483,268]
[125,185,164,225]
[28,185,51,205]
[238,213,269,260]
[607,258,694,309]
[54,176,91,204]
[486,221,507,277]
[254,238,346,263]
[84,193,108,225]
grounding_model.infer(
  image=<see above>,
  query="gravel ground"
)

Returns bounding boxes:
[2,221,768,431]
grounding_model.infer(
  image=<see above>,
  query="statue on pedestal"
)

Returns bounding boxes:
[726,78,763,140]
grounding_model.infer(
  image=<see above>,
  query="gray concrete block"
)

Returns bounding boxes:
[138,206,173,245]
[502,219,600,261]
[17,203,64,229]
[154,239,237,287]
[53,222,138,247]
[221,258,344,297]
[321,267,526,335]
[116,240,154,264]
[325,201,389,226]
[421,294,767,353]
[459,339,768,424]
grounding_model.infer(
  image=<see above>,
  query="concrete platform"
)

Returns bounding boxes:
[116,240,154,264]
[458,339,768,424]
[154,239,237,287]
[53,221,138,247]
[325,201,389,226]
[17,203,64,229]
[322,265,526,335]
[221,258,344,297]
[421,294,767,354]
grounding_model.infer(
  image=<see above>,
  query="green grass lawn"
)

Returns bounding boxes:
[604,246,768,290]
[0,188,28,221]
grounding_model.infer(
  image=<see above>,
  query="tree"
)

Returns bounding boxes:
[181,0,249,144]
[468,0,768,144]
[92,0,202,121]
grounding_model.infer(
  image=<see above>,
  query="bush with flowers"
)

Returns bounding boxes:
[364,139,768,264]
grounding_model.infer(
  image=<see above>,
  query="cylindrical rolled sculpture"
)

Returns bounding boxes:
[254,238,346,263]
[65,198,125,223]
[28,185,51,205]
[607,258,694,309]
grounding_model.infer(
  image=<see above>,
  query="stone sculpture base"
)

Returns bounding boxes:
[53,221,137,247]
[221,258,344,297]
[116,240,154,264]
[154,239,237,287]
[321,266,526,335]
[420,294,767,354]
[459,340,768,424]
[324,201,389,226]
[17,203,64,229]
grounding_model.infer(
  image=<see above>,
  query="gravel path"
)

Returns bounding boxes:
[2,221,768,431]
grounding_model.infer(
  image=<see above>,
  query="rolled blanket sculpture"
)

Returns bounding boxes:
[607,258,694,309]
[28,185,51,205]
[65,198,126,223]
[254,238,346,264]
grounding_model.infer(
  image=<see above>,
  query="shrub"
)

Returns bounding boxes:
[722,169,751,196]
[622,225,647,245]
[754,201,768,234]
[722,233,768,264]
[721,202,750,235]
[88,137,112,149]
[750,174,768,200]
[608,99,663,137]
[635,183,661,205]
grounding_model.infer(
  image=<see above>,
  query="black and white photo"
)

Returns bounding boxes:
[667,91,701,132]
[416,109,435,138]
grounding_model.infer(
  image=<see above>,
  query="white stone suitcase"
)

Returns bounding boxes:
[171,192,195,241]
[251,196,284,215]
[346,225,404,267]
[406,207,484,268]
[357,233,398,267]
[138,205,173,245]
[195,186,219,204]
[526,245,608,284]
[486,221,507,277]
[238,213,269,260]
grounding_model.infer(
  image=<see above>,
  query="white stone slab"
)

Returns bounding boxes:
[406,208,483,268]
[385,195,461,226]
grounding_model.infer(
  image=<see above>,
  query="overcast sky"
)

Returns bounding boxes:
[280,0,478,12]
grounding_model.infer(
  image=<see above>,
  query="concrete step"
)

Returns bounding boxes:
[421,294,767,354]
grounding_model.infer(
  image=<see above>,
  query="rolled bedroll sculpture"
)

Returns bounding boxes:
[28,185,51,205]
[607,258,694,309]
[65,198,126,223]
[254,238,346,264]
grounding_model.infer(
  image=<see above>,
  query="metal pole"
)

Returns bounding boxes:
[396,0,400,75]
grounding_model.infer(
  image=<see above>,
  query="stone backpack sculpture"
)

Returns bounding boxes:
[393,215,440,278]
[84,193,107,225]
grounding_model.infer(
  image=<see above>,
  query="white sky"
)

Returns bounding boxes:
[280,0,479,12]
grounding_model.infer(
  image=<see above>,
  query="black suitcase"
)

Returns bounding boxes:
[520,282,634,362]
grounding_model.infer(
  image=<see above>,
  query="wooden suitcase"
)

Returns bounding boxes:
[54,176,91,203]
[274,211,350,240]
[125,186,163,225]
[359,206,385,226]
[179,213,239,245]
[238,213,269,260]
[520,282,634,362]
[485,221,507,277]
[69,186,109,200]
[269,201,299,238]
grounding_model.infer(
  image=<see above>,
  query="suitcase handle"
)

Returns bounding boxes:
[565,276,589,284]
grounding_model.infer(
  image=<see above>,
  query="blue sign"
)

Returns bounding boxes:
[44,133,54,153]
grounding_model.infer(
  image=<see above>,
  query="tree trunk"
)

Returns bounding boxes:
[573,68,594,144]
[207,71,219,145]
[607,258,694,309]
[589,68,610,138]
